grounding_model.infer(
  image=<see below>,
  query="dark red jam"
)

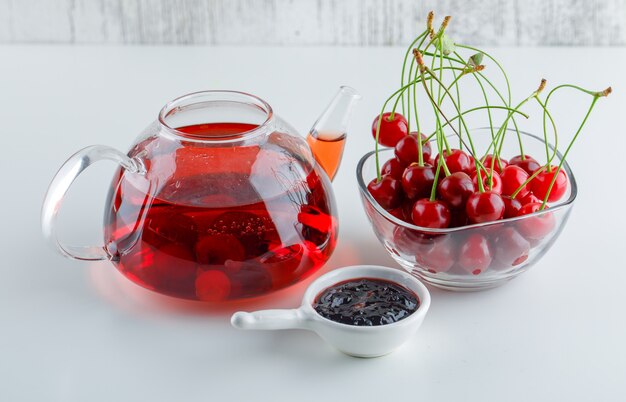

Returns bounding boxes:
[312,278,419,326]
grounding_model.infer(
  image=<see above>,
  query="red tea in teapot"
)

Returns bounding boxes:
[104,123,338,301]
[43,89,358,302]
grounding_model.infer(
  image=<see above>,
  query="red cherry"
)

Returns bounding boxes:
[482,154,509,174]
[509,154,541,175]
[458,234,492,275]
[381,157,405,180]
[394,132,432,166]
[531,166,568,202]
[393,226,434,257]
[401,199,415,222]
[500,165,530,197]
[437,172,475,209]
[471,168,503,194]
[465,191,505,223]
[387,206,406,222]
[468,157,477,174]
[401,163,435,200]
[493,227,530,268]
[371,112,408,147]
[516,202,556,240]
[367,175,402,209]
[434,149,472,174]
[519,192,540,206]
[411,199,451,228]
[502,195,523,218]
[416,236,455,273]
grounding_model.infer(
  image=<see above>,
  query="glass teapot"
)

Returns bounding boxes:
[42,88,360,301]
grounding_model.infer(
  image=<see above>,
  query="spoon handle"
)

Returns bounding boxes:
[231,309,309,330]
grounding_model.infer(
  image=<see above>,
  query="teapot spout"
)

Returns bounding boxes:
[306,86,361,181]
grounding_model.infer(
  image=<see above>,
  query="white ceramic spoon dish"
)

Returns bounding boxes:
[231,265,431,358]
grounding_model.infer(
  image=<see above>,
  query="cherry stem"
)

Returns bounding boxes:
[473,74,499,171]
[482,79,546,161]
[437,119,451,176]
[430,159,442,201]
[456,45,512,106]
[424,72,451,175]
[410,55,425,166]
[472,68,524,157]
[407,30,441,135]
[405,31,431,131]
[424,106,528,141]
[454,46,525,158]
[533,95,558,171]
[510,165,546,199]
[374,75,436,179]
[539,88,610,209]
[435,36,452,154]
[447,60,463,148]
[422,51,463,63]
[414,52,491,181]
[401,30,429,116]
[437,63,486,152]
[390,66,464,115]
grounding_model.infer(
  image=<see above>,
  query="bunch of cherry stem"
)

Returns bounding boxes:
[373,11,611,211]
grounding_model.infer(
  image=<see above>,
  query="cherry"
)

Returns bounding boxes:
[401,163,435,200]
[371,112,408,147]
[367,175,402,209]
[468,156,477,174]
[458,234,492,275]
[401,199,415,222]
[471,168,503,194]
[465,191,505,223]
[437,172,475,209]
[509,154,541,175]
[411,199,451,228]
[394,132,432,165]
[502,195,523,218]
[531,166,568,202]
[416,236,455,273]
[387,206,407,221]
[519,192,540,206]
[392,226,434,257]
[434,149,472,174]
[492,227,530,268]
[381,157,405,180]
[516,202,556,240]
[482,154,509,174]
[500,165,530,197]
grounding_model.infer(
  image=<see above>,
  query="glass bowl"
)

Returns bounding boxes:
[356,128,577,291]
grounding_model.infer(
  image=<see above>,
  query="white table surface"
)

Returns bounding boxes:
[1,45,625,402]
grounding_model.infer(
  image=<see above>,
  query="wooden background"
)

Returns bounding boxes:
[1,0,625,46]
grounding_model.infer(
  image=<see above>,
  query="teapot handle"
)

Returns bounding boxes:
[41,145,144,261]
